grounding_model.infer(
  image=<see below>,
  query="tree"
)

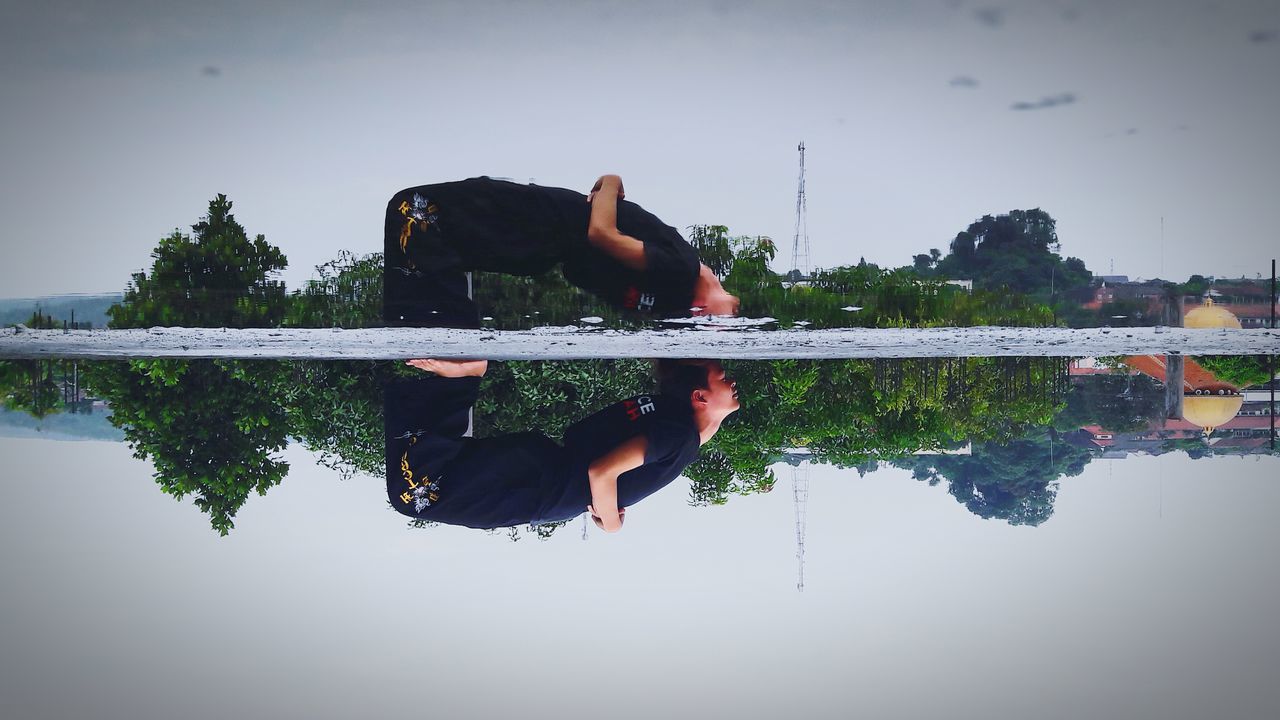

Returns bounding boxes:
[687,224,734,279]
[1052,373,1165,433]
[898,430,1092,526]
[286,250,383,328]
[84,359,288,535]
[1194,355,1273,388]
[87,195,291,535]
[109,194,288,329]
[0,359,62,418]
[933,209,1092,301]
[1180,274,1210,297]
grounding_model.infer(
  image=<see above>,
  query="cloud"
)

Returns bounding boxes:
[201,65,221,77]
[1249,29,1277,43]
[974,7,1004,28]
[949,75,979,88]
[1010,92,1077,111]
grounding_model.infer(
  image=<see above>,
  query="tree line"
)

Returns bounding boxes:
[0,194,1200,535]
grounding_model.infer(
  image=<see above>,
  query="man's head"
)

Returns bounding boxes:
[657,359,740,418]
[691,264,741,317]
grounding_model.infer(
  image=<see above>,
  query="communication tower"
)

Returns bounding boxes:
[792,463,809,592]
[790,142,810,278]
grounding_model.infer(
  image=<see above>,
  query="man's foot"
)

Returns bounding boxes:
[405,358,488,377]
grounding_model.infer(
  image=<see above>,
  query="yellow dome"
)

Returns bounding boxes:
[1185,300,1241,329]
[1182,394,1243,431]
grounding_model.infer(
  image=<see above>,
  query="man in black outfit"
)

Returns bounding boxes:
[383,174,740,325]
[385,359,740,532]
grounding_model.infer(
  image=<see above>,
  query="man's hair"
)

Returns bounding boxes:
[655,360,713,405]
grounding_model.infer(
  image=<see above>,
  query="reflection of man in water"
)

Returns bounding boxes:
[384,174,740,324]
[384,359,739,532]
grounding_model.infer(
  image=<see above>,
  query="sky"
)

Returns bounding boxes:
[2,434,1278,719]
[1,0,1278,298]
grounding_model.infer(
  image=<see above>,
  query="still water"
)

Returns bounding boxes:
[1,355,1276,719]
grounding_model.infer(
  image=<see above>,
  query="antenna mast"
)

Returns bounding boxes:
[791,142,810,277]
[792,464,809,592]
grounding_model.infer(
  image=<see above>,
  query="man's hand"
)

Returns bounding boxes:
[588,174,624,203]
[588,505,625,531]
[405,359,488,377]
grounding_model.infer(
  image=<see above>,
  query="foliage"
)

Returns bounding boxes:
[687,224,734,279]
[108,195,287,329]
[1052,373,1166,433]
[686,357,1070,506]
[897,430,1092,526]
[1179,274,1211,297]
[930,209,1093,306]
[1194,355,1273,388]
[474,359,652,438]
[86,194,293,535]
[275,360,403,479]
[82,360,288,536]
[472,268,640,329]
[0,360,62,418]
[750,261,1054,329]
[286,251,383,328]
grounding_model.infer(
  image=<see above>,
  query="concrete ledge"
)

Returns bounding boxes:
[2,326,1279,360]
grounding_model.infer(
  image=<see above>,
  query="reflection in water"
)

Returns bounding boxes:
[386,359,738,532]
[2,354,1275,536]
[1,194,1274,536]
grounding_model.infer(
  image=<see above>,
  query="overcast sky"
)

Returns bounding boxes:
[2,434,1278,719]
[1,0,1278,298]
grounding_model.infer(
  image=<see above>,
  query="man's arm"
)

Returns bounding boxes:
[587,433,647,533]
[586,174,647,271]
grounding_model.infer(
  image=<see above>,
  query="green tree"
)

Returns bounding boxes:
[687,224,734,279]
[277,359,401,479]
[83,359,288,535]
[933,209,1092,301]
[898,430,1092,526]
[286,250,383,328]
[1180,274,1210,297]
[1052,373,1165,433]
[109,194,287,329]
[686,357,1070,506]
[1194,355,1273,388]
[87,195,291,535]
[0,360,62,418]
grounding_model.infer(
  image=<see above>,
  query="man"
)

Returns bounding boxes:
[384,358,740,532]
[383,175,740,325]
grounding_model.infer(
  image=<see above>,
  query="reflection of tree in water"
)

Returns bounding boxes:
[896,431,1093,527]
[1052,372,1165,434]
[1,313,92,418]
[83,359,288,536]
[686,357,1071,506]
[1193,355,1272,388]
[1,359,64,418]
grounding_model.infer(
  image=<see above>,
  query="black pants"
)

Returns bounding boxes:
[384,376,565,529]
[382,179,576,328]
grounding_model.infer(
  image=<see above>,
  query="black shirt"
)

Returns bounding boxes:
[387,379,701,529]
[538,393,702,523]
[555,193,701,316]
